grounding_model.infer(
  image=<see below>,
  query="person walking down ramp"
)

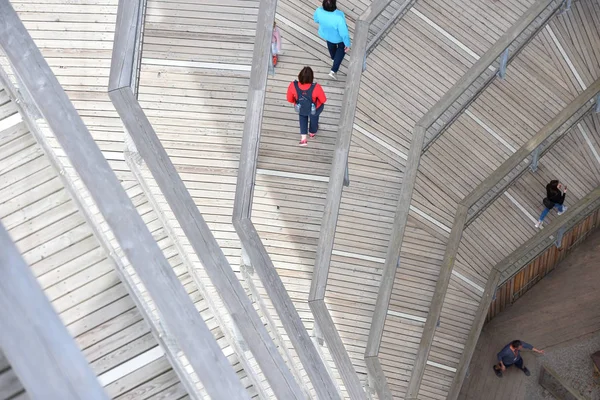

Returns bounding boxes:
[493,340,544,378]
[286,67,327,146]
[271,21,282,67]
[535,180,568,229]
[313,0,351,80]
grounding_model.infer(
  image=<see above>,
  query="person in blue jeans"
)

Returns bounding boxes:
[535,180,568,229]
[493,340,544,378]
[313,0,351,80]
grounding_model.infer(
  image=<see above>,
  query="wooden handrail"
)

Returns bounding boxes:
[447,186,600,400]
[0,3,249,399]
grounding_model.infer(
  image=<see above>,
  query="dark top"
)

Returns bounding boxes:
[497,342,533,365]
[546,184,565,205]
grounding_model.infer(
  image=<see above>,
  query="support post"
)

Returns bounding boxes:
[0,223,109,400]
[555,226,566,248]
[497,48,509,79]
[530,146,541,172]
[595,93,599,113]
[344,161,350,187]
[0,3,247,399]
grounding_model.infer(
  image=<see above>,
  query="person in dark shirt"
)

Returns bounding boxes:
[493,340,544,378]
[535,180,567,229]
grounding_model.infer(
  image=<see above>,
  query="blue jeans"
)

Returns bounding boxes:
[539,203,564,221]
[327,41,345,73]
[299,104,324,135]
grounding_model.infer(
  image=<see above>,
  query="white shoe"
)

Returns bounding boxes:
[557,206,567,215]
[535,220,543,229]
[328,71,337,80]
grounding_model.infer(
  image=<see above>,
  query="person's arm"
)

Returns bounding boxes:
[314,84,327,108]
[338,15,351,48]
[273,27,282,53]
[497,351,505,369]
[313,8,320,24]
[522,342,544,354]
[286,82,297,104]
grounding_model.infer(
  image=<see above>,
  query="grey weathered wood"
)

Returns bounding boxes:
[0,64,202,399]
[365,125,426,357]
[0,3,247,399]
[366,0,417,55]
[235,219,337,399]
[365,356,392,400]
[309,299,366,399]
[539,365,587,400]
[0,221,109,400]
[405,204,469,397]
[464,79,600,217]
[108,0,143,92]
[109,0,305,396]
[447,186,600,400]
[125,154,269,399]
[231,0,339,396]
[421,0,561,151]
[109,88,302,399]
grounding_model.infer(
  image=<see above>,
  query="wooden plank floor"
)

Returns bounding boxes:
[459,228,600,400]
[12,0,130,180]
[0,89,187,399]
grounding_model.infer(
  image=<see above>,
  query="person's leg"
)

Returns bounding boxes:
[539,207,551,221]
[298,115,308,145]
[514,358,530,375]
[331,42,346,73]
[326,41,337,60]
[309,105,324,137]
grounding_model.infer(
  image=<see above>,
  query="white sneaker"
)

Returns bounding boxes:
[535,220,543,229]
[557,206,567,215]
[328,71,337,80]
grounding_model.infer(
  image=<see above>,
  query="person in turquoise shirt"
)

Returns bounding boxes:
[313,0,351,80]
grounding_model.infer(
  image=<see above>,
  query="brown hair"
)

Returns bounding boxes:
[298,67,314,85]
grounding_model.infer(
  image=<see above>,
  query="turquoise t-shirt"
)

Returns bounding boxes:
[313,8,351,47]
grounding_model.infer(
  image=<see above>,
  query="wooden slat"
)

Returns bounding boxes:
[0,4,244,399]
[0,221,108,400]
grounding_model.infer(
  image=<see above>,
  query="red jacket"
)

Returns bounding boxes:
[287,81,327,109]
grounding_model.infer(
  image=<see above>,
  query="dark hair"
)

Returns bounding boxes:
[298,67,314,85]
[549,180,560,189]
[323,0,336,12]
[511,340,522,348]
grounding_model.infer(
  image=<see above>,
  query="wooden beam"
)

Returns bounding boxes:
[108,0,142,91]
[0,3,247,399]
[366,2,566,394]
[0,64,203,399]
[447,186,600,400]
[0,222,109,400]
[365,356,392,400]
[109,88,303,399]
[465,79,600,222]
[366,0,417,55]
[421,0,562,151]
[109,0,305,396]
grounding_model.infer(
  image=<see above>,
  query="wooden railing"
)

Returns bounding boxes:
[447,186,600,400]
[364,1,576,398]
[108,0,306,398]
[487,209,599,322]
[0,2,247,399]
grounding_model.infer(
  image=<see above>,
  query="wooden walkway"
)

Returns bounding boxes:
[1,0,600,398]
[0,85,188,399]
[459,228,600,400]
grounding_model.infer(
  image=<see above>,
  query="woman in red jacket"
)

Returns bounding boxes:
[286,67,327,146]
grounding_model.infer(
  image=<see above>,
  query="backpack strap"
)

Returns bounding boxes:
[293,80,301,102]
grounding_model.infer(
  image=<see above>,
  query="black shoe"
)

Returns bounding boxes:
[522,367,531,376]
[493,366,503,378]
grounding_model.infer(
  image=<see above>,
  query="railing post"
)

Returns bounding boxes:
[595,94,600,113]
[344,161,350,187]
[497,49,509,80]
[555,226,566,248]
[530,146,541,172]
